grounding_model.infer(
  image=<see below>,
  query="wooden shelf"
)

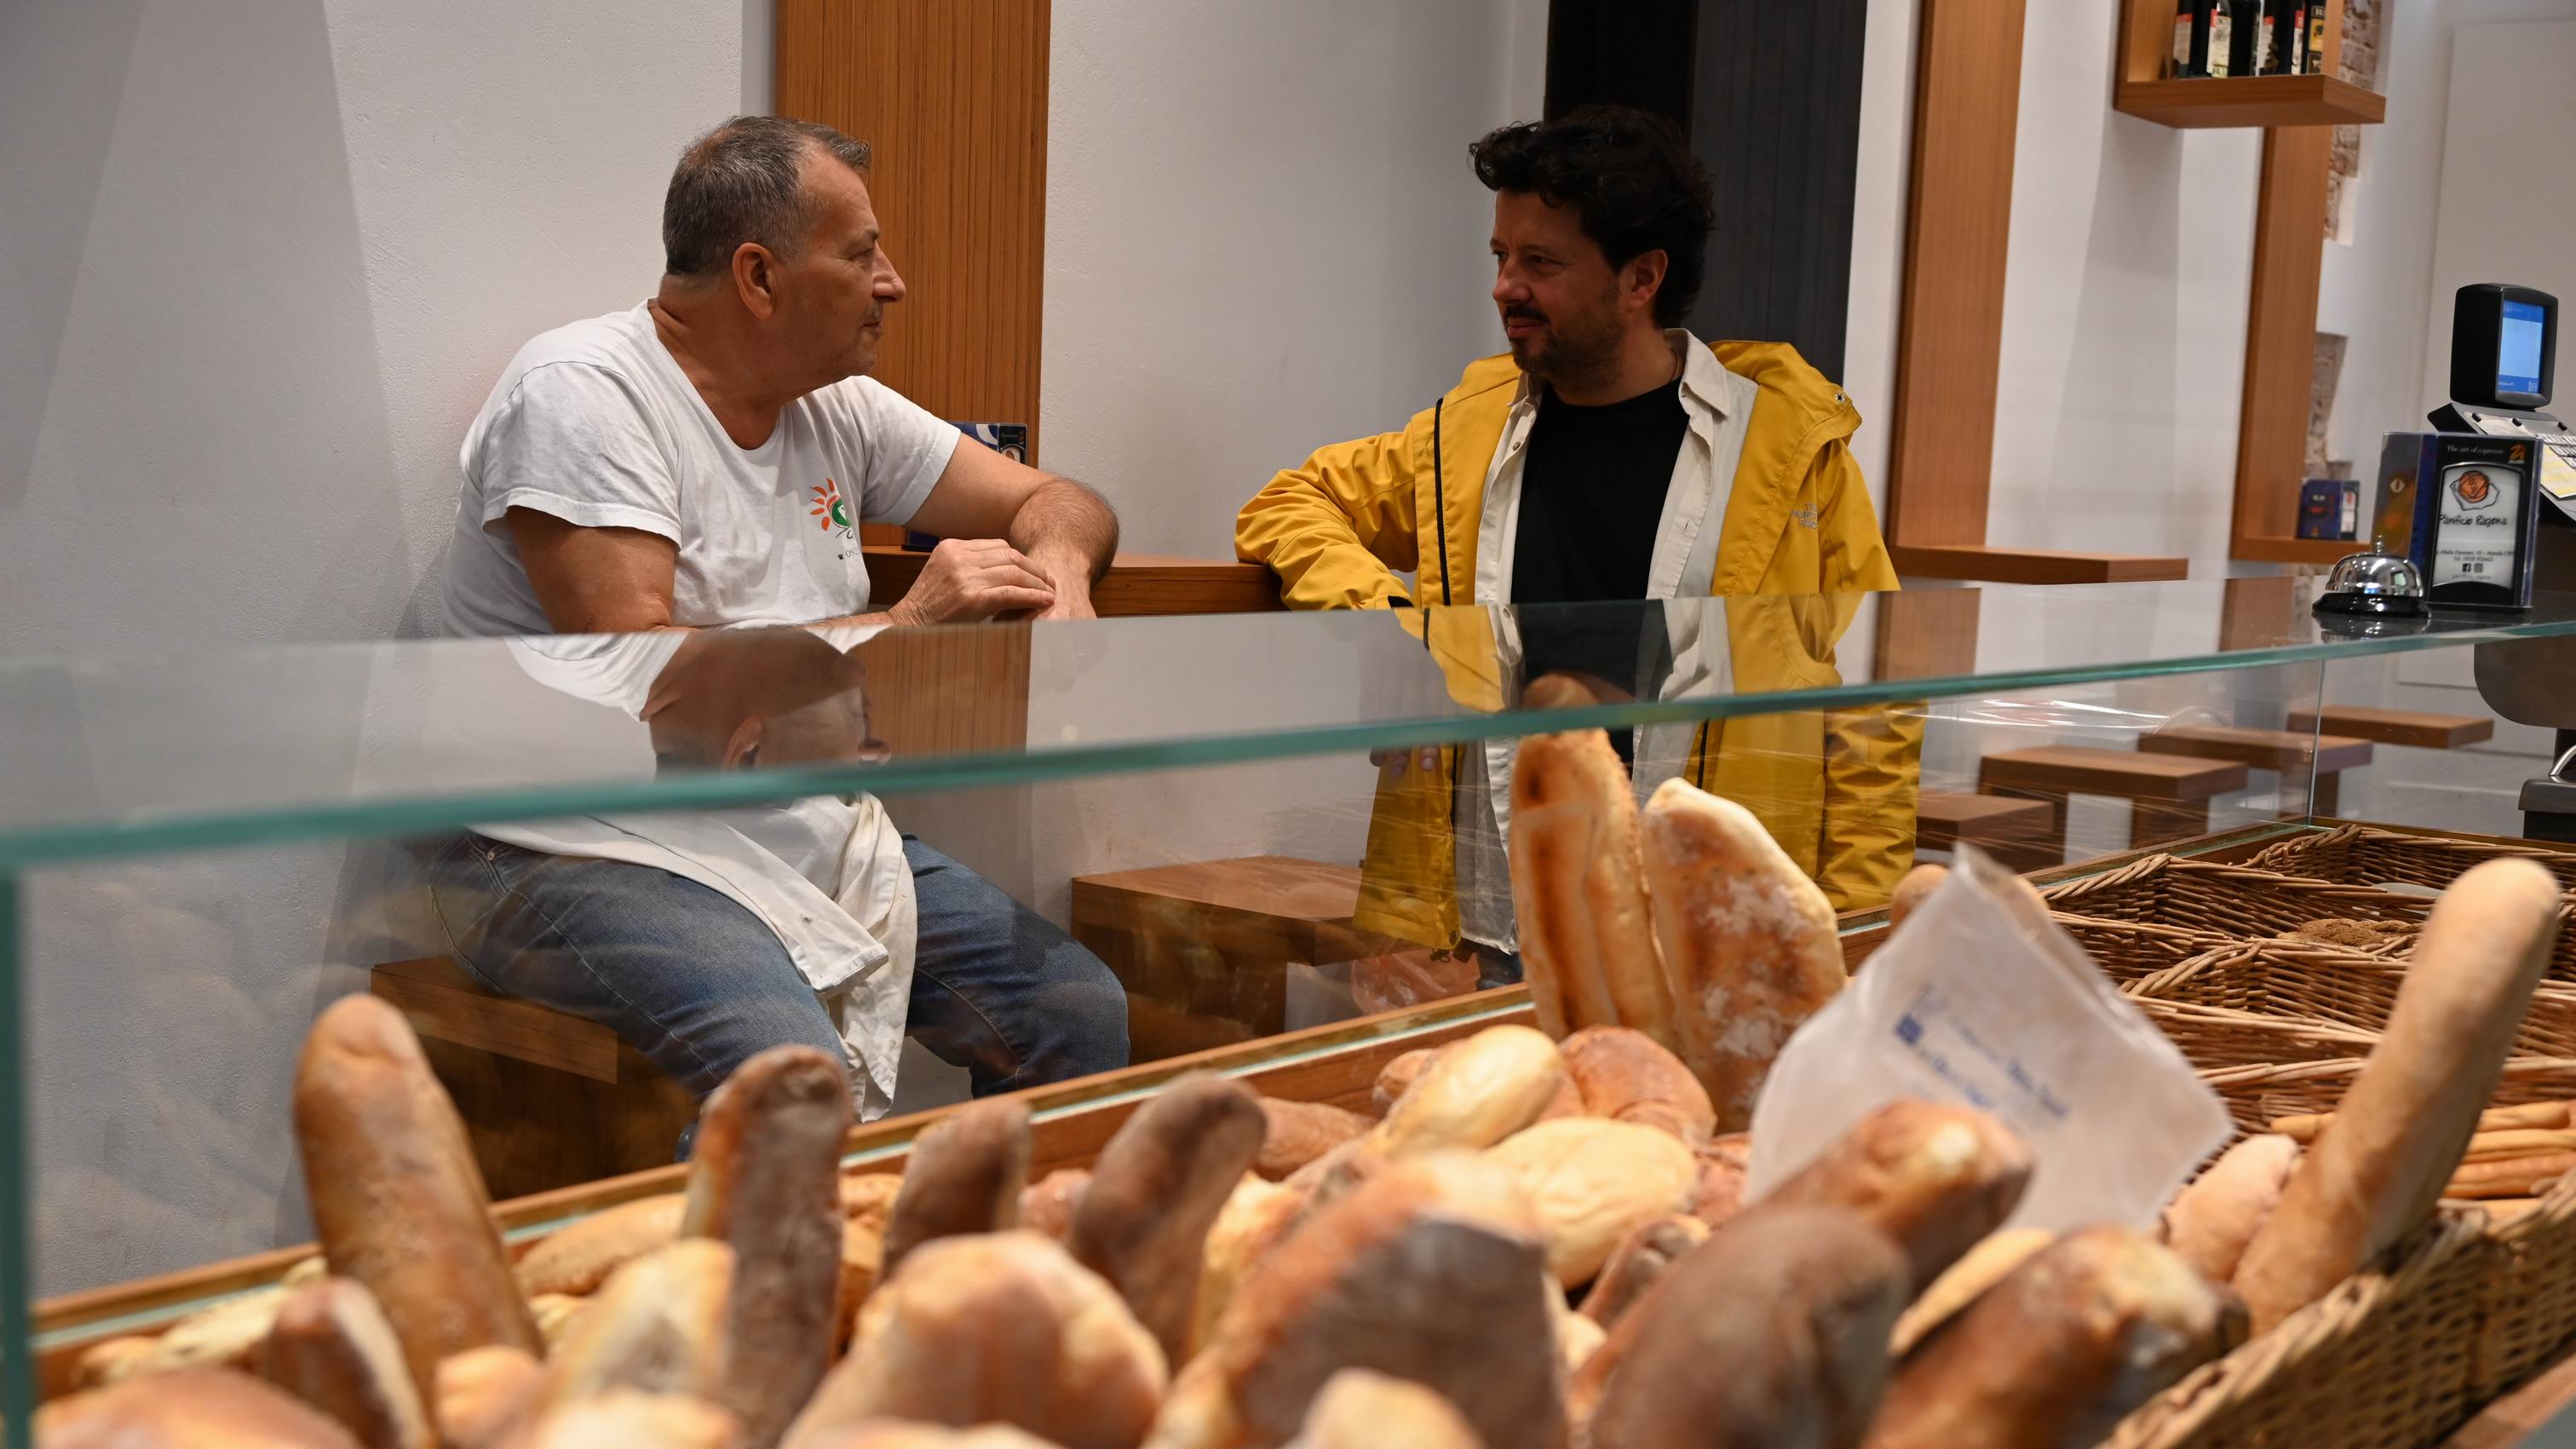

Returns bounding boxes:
[1891,544,2189,585]
[2231,534,2365,566]
[2114,74,2386,129]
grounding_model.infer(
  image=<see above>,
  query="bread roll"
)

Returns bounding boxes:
[1371,1048,1442,1117]
[1279,1136,1388,1219]
[840,1172,906,1233]
[1888,865,1948,933]
[882,1099,1032,1274]
[1686,1137,1750,1230]
[292,997,540,1396]
[1141,1356,1244,1449]
[1021,1169,1092,1243]
[784,1231,1167,1449]
[260,1279,433,1449]
[1255,1100,1372,1181]
[1483,1118,1698,1286]
[793,1428,1061,1449]
[515,1195,687,1298]
[1283,1369,1486,1449]
[1889,1228,2052,1357]
[74,1284,286,1386]
[431,1346,542,1449]
[1071,1074,1269,1360]
[1192,1176,1306,1358]
[1579,1207,1908,1449]
[2234,860,2565,1333]
[37,1367,367,1448]
[1372,1026,1568,1159]
[1640,779,1846,1130]
[1552,1295,1607,1376]
[2162,1134,2300,1285]
[511,1390,741,1449]
[1200,1153,1564,1449]
[1762,1100,2033,1294]
[1508,722,1675,1046]
[1558,1026,1716,1146]
[1863,1227,2243,1449]
[834,1218,887,1354]
[539,1239,733,1408]
[526,1296,587,1353]
[1578,1215,1710,1331]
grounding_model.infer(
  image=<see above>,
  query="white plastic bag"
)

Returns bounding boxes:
[1745,848,2230,1232]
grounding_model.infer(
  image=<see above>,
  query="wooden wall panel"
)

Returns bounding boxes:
[2232,127,2335,552]
[777,0,1050,468]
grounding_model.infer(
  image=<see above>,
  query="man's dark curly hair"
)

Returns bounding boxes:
[1469,106,1716,328]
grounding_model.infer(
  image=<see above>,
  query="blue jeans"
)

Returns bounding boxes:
[423,833,1128,1102]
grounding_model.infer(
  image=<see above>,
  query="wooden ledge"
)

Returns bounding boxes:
[2286,707,2497,750]
[2113,74,2387,129]
[1891,544,2189,585]
[865,547,1283,617]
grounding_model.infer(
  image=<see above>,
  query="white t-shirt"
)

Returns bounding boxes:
[442,302,960,636]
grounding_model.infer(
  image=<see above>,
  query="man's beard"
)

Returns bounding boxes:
[1504,302,1624,395]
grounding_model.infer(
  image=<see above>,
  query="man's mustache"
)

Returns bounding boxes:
[1503,308,1547,326]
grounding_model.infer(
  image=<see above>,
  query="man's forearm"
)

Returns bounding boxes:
[1009,475,1119,585]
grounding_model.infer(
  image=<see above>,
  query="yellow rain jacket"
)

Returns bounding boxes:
[1236,340,1920,946]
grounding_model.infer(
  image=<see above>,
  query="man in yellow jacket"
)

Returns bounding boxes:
[1235,106,1918,966]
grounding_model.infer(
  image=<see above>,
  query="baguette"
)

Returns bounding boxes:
[1577,1215,1710,1331]
[511,1390,741,1449]
[2234,860,2566,1333]
[291,997,539,1397]
[796,1429,1061,1449]
[1889,1228,2053,1357]
[784,1231,1168,1449]
[515,1194,686,1298]
[1762,1100,2033,1294]
[2161,1134,2300,1284]
[37,1368,368,1448]
[538,1239,733,1408]
[2463,1129,2576,1160]
[1862,1227,2243,1449]
[1579,1206,1908,1449]
[1191,1176,1306,1359]
[1371,1047,1443,1117]
[1372,1025,1568,1159]
[1021,1168,1092,1244]
[260,1279,433,1449]
[2272,1099,2570,1144]
[430,1347,542,1449]
[1508,718,1675,1046]
[1639,779,1845,1129]
[681,1045,853,1449]
[74,1283,287,1387]
[2447,1153,2576,1191]
[1558,1026,1716,1146]
[1283,1369,1486,1449]
[1483,1118,1698,1286]
[1254,1099,1372,1182]
[881,1098,1032,1275]
[1070,1074,1269,1360]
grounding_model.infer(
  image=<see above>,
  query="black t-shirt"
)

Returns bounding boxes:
[1511,381,1689,762]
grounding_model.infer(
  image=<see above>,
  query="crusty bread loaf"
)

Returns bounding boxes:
[1282,1369,1486,1449]
[1371,1047,1442,1117]
[291,997,540,1397]
[1201,1153,1564,1449]
[1889,865,1947,932]
[1578,1215,1711,1331]
[1140,1356,1244,1449]
[38,1367,368,1447]
[1192,1176,1306,1359]
[1508,722,1676,1047]
[515,1194,686,1299]
[1372,1026,1568,1159]
[1762,1100,2033,1294]
[1558,1026,1716,1146]
[1863,1227,2244,1449]
[526,1296,587,1353]
[1021,1169,1092,1244]
[1483,1119,1698,1286]
[260,1279,433,1449]
[2163,1134,2300,1285]
[1639,779,1846,1130]
[1889,1228,2053,1356]
[783,1231,1167,1449]
[1255,1099,1372,1181]
[681,1045,853,1449]
[431,1346,542,1449]
[839,1172,905,1234]
[792,1427,1061,1449]
[74,1284,286,1387]
[1071,1074,1269,1360]
[833,1218,887,1354]
[510,1390,742,1449]
[1686,1136,1750,1230]
[1578,1206,1908,1449]
[2234,860,2565,1333]
[538,1239,733,1408]
[881,1099,1032,1275]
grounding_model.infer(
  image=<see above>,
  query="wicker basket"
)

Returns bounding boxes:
[2249,823,2576,895]
[2044,855,2429,945]
[2128,940,2576,1062]
[2055,912,2247,985]
[2471,1171,2576,1403]
[2193,1055,2576,1139]
[2105,1209,2490,1449]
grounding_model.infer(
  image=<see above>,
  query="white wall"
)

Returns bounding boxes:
[1037,0,1550,558]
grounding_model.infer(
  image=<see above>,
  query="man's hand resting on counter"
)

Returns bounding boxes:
[887,538,1061,624]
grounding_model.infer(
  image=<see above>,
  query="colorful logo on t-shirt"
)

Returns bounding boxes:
[810,480,854,539]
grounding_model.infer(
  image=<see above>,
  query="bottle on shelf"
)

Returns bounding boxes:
[2267,2,2309,74]
[2227,0,2269,80]
[2307,5,2328,76]
[2206,0,2234,78]
[2172,0,2217,78]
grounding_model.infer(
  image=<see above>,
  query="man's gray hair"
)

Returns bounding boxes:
[663,116,871,279]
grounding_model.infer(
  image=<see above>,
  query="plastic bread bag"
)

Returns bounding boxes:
[1745,847,2230,1231]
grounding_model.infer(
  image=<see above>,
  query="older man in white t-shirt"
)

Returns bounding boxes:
[428,116,1127,1118]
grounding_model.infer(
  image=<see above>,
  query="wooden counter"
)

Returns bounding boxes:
[865,547,1283,618]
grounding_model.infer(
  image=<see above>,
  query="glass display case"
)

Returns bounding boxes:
[11,574,2576,1445]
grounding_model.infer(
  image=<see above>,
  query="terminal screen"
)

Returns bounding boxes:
[2499,299,2547,395]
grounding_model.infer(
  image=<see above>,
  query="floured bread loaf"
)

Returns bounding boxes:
[1639,779,1844,1129]
[882,1098,1032,1275]
[1255,1099,1372,1182]
[512,1390,741,1449]
[1021,1169,1092,1243]
[430,1346,543,1449]
[1070,1074,1268,1360]
[538,1239,733,1408]
[1508,713,1676,1048]
[1578,1215,1711,1331]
